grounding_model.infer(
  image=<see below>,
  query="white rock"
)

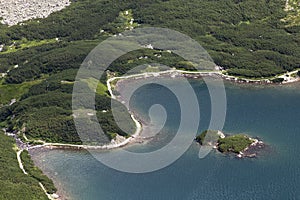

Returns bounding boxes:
[0,0,71,26]
[51,193,59,199]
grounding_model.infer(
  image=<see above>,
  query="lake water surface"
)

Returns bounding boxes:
[32,79,300,200]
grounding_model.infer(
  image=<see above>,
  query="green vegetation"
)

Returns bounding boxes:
[134,0,300,78]
[0,0,299,145]
[3,40,102,84]
[20,150,56,194]
[0,131,48,200]
[82,77,109,96]
[0,68,135,143]
[0,38,57,55]
[282,0,300,26]
[218,134,254,154]
[0,1,287,198]
[0,79,42,105]
[102,9,139,35]
[196,131,256,154]
[97,82,109,96]
[0,0,299,79]
[271,77,285,83]
[195,130,220,145]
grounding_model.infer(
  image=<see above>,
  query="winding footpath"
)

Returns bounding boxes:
[16,149,27,175]
[2,129,59,200]
[16,149,58,200]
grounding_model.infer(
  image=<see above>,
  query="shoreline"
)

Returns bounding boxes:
[26,68,300,151]
[237,137,265,158]
[197,130,266,158]
[108,68,300,85]
[28,147,72,200]
[2,129,61,200]
[13,68,294,200]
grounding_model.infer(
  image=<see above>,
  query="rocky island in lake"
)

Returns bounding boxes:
[196,130,265,158]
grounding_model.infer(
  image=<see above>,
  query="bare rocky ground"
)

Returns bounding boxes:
[0,0,70,26]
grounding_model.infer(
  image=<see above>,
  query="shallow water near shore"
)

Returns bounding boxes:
[31,79,300,200]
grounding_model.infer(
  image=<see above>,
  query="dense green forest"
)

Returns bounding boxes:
[0,0,299,79]
[0,131,48,200]
[0,0,299,143]
[218,134,254,153]
[0,1,299,197]
[196,131,256,154]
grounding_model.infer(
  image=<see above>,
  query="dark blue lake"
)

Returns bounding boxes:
[32,79,300,200]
